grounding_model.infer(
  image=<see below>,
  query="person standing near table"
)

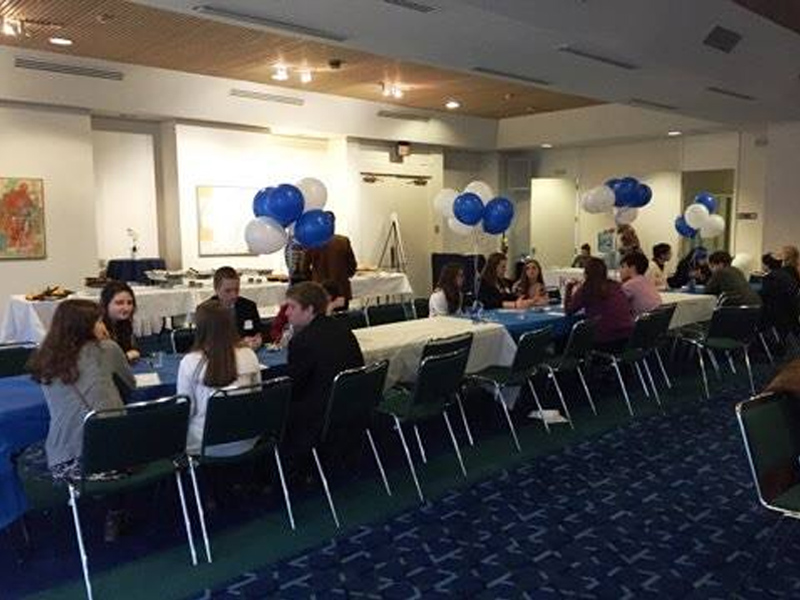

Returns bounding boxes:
[100,280,140,362]
[212,266,263,349]
[303,220,357,308]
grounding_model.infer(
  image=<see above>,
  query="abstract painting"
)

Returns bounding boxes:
[0,178,46,259]
[196,185,257,257]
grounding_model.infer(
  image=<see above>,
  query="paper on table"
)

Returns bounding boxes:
[134,372,161,387]
[527,409,569,424]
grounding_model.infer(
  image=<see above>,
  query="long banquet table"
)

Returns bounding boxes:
[0,271,413,343]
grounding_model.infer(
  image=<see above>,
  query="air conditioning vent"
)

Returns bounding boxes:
[193,5,347,42]
[628,98,678,111]
[706,86,755,101]
[472,66,551,86]
[376,109,430,122]
[14,56,124,80]
[703,26,742,53]
[557,45,638,70]
[382,0,436,13]
[229,88,304,106]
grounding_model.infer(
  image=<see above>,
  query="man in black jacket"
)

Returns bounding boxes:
[212,266,263,349]
[283,282,365,463]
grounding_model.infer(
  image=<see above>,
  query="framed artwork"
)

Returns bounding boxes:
[0,177,46,260]
[196,185,258,257]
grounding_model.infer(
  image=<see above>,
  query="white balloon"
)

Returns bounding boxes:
[684,203,710,230]
[434,188,458,218]
[296,177,327,211]
[582,185,615,214]
[244,217,287,255]
[447,217,474,236]
[614,206,638,225]
[464,180,494,203]
[700,213,725,238]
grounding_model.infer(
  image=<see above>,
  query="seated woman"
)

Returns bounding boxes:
[429,262,464,316]
[478,252,537,310]
[565,257,634,352]
[760,253,800,338]
[178,299,262,457]
[667,246,711,289]
[513,258,549,307]
[29,299,135,482]
[100,280,140,362]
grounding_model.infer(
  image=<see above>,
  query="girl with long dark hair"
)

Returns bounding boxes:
[429,263,465,316]
[100,280,140,362]
[513,258,549,306]
[478,253,518,309]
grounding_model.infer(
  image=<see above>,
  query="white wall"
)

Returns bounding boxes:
[0,105,96,318]
[764,121,800,250]
[92,130,159,260]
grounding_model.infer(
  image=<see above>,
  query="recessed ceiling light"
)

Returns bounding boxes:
[541,143,553,149]
[667,130,682,137]
[392,86,404,99]
[1,17,23,37]
[272,65,289,81]
[48,36,74,46]
[299,70,312,84]
[445,100,460,110]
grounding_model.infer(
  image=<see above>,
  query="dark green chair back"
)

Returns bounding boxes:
[413,298,430,319]
[201,377,292,454]
[410,348,470,412]
[707,306,761,344]
[737,391,800,505]
[510,327,552,378]
[81,395,190,476]
[333,309,368,330]
[171,327,195,354]
[320,360,389,442]
[652,303,677,335]
[0,344,36,378]
[366,303,408,326]
[421,332,473,361]
[626,312,664,351]
[562,319,595,362]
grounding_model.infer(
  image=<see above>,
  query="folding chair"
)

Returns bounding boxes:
[170,327,195,354]
[365,303,408,326]
[0,343,36,378]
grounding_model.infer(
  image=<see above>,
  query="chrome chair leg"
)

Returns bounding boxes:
[274,447,296,530]
[743,346,756,395]
[547,368,575,429]
[413,425,427,464]
[495,386,521,452]
[312,448,340,528]
[366,429,392,497]
[725,350,737,374]
[697,345,710,400]
[759,333,775,365]
[526,378,550,433]
[174,470,198,566]
[642,358,662,407]
[655,348,672,389]
[393,416,424,503]
[707,349,722,380]
[634,362,650,397]
[68,485,93,600]
[576,365,598,415]
[187,459,213,564]
[611,360,634,416]
[455,392,475,447]
[442,411,467,478]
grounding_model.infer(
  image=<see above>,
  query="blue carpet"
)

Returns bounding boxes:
[188,392,800,599]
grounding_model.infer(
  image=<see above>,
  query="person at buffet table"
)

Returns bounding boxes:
[178,299,262,457]
[100,280,140,362]
[667,246,711,289]
[564,257,634,352]
[478,253,540,310]
[571,243,593,269]
[647,243,672,291]
[620,252,662,316]
[616,224,641,258]
[760,253,800,339]
[706,251,762,306]
[512,258,549,307]
[303,218,358,308]
[429,263,465,316]
[212,266,263,349]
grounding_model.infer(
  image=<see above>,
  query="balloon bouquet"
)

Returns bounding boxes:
[580,176,654,225]
[245,178,334,268]
[674,192,725,241]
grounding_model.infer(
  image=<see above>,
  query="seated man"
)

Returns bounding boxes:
[647,243,672,290]
[212,266,263,349]
[571,243,592,269]
[706,251,762,306]
[620,251,662,316]
[283,282,365,461]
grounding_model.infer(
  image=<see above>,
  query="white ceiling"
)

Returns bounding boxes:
[130,0,800,125]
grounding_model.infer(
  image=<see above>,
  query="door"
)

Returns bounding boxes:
[529,178,577,267]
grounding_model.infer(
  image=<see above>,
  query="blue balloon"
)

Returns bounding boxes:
[294,209,334,248]
[453,192,484,226]
[252,187,274,217]
[674,215,698,239]
[627,183,653,208]
[611,177,640,207]
[605,178,621,189]
[482,197,514,235]
[694,192,717,213]
[264,183,305,227]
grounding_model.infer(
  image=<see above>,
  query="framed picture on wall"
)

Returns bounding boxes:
[196,185,258,257]
[0,177,46,260]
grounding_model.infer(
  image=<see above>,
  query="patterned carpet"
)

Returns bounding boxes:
[187,392,799,600]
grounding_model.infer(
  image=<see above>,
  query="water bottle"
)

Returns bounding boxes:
[470,300,484,323]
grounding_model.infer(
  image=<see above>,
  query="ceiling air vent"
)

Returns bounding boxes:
[703,26,742,54]
[629,98,678,111]
[382,0,436,13]
[376,110,430,123]
[557,45,638,70]
[14,56,124,80]
[706,86,755,101]
[472,66,551,86]
[229,88,304,106]
[193,5,347,42]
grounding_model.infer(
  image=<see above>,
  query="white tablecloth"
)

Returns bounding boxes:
[0,296,61,344]
[353,316,516,388]
[543,268,585,288]
[660,292,716,329]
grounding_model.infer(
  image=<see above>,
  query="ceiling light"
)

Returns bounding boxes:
[1,17,22,37]
[392,86,404,99]
[667,130,682,137]
[48,36,73,46]
[541,143,553,149]
[445,100,460,110]
[299,70,312,84]
[381,82,404,99]
[272,65,289,81]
